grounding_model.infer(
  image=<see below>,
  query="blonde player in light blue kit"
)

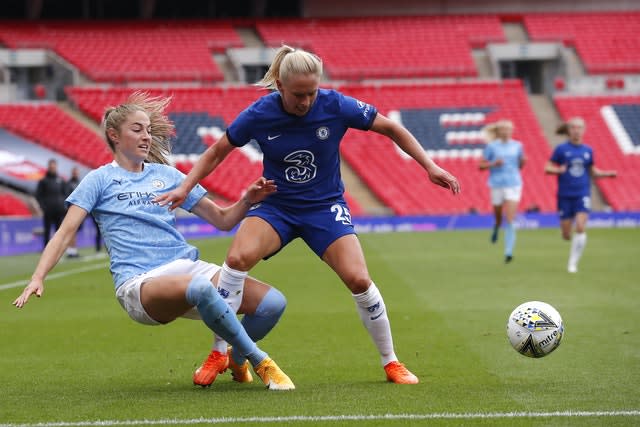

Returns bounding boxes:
[13,92,295,390]
[479,120,526,263]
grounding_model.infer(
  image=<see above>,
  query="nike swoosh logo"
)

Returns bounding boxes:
[267,134,281,140]
[370,309,385,321]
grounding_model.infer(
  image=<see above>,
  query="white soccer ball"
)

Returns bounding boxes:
[506,301,564,358]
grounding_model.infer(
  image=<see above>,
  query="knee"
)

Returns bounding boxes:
[185,275,217,306]
[225,252,256,272]
[257,287,287,318]
[345,275,372,295]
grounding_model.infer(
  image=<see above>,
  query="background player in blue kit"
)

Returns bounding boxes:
[545,117,617,273]
[157,45,461,384]
[478,120,526,263]
[12,92,295,390]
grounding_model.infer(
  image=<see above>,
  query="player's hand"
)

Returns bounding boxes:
[155,186,188,211]
[427,165,461,195]
[13,279,44,308]
[493,159,504,167]
[244,177,277,204]
[557,164,568,174]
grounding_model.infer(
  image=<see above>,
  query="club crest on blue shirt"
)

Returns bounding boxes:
[151,179,165,189]
[316,126,330,140]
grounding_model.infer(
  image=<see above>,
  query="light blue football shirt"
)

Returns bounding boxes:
[66,161,207,289]
[482,139,524,188]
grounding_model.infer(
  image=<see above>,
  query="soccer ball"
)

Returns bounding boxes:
[506,301,564,358]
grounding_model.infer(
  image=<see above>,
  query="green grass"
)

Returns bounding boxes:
[1,228,639,426]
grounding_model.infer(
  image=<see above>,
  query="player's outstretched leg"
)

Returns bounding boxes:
[186,275,293,390]
[193,350,229,387]
[254,357,295,390]
[384,361,419,384]
[228,346,253,383]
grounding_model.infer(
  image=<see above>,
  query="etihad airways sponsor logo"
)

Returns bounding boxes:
[116,191,160,207]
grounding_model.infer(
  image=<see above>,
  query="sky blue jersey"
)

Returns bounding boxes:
[226,88,377,207]
[66,161,207,289]
[550,141,594,197]
[482,139,524,188]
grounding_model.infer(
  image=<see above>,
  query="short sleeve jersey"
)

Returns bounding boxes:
[66,162,207,288]
[550,142,594,197]
[226,88,377,207]
[482,139,524,188]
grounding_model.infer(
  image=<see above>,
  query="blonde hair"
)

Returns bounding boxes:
[482,119,513,142]
[102,91,174,165]
[556,116,585,136]
[257,45,323,90]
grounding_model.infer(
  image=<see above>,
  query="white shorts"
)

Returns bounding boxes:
[490,186,522,205]
[115,258,221,325]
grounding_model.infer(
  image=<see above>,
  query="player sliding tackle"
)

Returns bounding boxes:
[13,91,294,390]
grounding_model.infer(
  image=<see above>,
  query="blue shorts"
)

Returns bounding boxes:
[246,199,355,258]
[557,195,591,220]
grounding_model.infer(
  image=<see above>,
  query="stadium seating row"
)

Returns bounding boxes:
[1,14,639,84]
[66,80,560,215]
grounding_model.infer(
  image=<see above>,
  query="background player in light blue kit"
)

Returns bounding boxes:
[479,120,526,263]
[157,45,461,384]
[13,92,295,390]
[545,117,616,273]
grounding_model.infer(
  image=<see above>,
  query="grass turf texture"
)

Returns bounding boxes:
[1,228,638,426]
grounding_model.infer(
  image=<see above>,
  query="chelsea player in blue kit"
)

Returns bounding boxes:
[13,92,295,390]
[157,45,461,384]
[479,120,526,263]
[545,117,616,273]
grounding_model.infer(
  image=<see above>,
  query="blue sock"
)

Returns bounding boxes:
[185,275,267,367]
[504,222,516,256]
[232,288,286,364]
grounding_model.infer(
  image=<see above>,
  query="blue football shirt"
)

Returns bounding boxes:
[482,139,524,188]
[66,161,208,288]
[226,88,377,207]
[550,141,594,197]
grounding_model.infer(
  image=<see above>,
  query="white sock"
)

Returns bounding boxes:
[212,263,247,353]
[352,282,397,366]
[569,232,587,269]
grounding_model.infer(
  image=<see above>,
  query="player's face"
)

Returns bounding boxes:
[112,110,152,162]
[277,73,320,116]
[496,125,513,140]
[567,122,585,143]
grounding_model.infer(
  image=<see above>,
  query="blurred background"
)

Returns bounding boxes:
[1,0,639,254]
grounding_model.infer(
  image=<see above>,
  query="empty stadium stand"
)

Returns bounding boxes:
[0,104,111,169]
[524,12,640,74]
[68,80,555,215]
[0,193,31,216]
[0,21,243,82]
[256,15,506,79]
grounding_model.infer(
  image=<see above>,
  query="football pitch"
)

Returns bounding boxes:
[1,227,638,426]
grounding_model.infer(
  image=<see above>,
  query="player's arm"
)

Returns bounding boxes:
[13,205,88,308]
[155,135,236,210]
[544,160,566,175]
[190,177,276,231]
[370,113,460,194]
[590,165,617,178]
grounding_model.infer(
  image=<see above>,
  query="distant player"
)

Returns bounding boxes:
[478,120,525,263]
[156,44,461,384]
[13,92,294,390]
[545,117,616,273]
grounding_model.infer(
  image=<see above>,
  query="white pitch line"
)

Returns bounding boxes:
[0,262,108,292]
[0,410,638,427]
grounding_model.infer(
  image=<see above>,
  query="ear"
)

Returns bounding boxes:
[275,79,283,92]
[107,128,119,143]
